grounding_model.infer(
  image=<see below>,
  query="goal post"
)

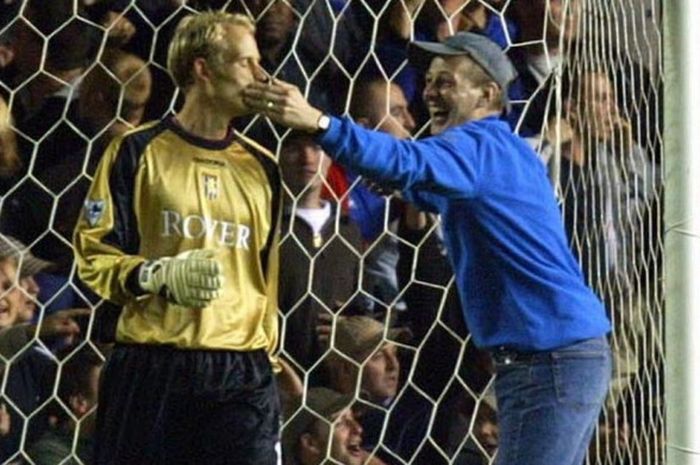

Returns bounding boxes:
[663,1,700,464]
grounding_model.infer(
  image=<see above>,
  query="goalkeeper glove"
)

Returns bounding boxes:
[138,249,223,309]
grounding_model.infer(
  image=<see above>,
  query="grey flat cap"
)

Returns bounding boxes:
[0,235,53,278]
[283,388,355,465]
[408,32,518,92]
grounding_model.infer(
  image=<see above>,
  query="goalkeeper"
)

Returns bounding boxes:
[244,32,611,465]
[74,12,282,465]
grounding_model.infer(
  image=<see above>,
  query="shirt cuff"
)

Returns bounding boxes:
[316,115,346,158]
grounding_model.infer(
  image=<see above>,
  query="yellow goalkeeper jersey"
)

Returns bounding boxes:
[74,118,281,357]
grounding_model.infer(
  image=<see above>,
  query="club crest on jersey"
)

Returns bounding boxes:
[84,199,105,227]
[203,174,219,200]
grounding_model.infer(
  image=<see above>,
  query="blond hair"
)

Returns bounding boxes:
[0,96,20,178]
[167,11,255,89]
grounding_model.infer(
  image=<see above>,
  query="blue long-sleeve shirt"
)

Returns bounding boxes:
[317,116,610,351]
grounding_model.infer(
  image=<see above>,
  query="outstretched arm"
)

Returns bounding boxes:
[243,80,481,200]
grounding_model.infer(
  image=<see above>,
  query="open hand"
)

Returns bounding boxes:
[242,79,323,132]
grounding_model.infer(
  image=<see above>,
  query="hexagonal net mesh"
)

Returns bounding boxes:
[0,0,663,464]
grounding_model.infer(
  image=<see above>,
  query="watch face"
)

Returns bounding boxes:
[319,115,330,131]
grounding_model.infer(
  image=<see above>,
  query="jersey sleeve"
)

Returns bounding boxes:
[73,136,146,305]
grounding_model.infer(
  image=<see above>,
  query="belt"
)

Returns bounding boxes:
[490,346,552,365]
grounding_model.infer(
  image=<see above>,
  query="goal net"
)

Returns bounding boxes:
[0,0,664,464]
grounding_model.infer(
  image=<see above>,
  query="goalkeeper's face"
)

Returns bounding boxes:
[208,25,268,117]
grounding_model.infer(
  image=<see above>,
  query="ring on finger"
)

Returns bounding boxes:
[266,100,274,110]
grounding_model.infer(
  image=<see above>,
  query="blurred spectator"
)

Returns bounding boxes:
[350,78,416,140]
[451,402,499,465]
[0,235,52,330]
[541,66,658,462]
[15,269,40,325]
[5,0,99,121]
[0,235,89,463]
[324,316,409,405]
[0,95,20,193]
[507,0,581,135]
[103,0,185,121]
[25,347,104,465]
[542,66,656,300]
[0,245,25,331]
[322,315,435,464]
[278,132,363,371]
[509,0,579,79]
[78,48,153,164]
[283,387,386,465]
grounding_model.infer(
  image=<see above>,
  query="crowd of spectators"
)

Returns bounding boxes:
[0,0,663,464]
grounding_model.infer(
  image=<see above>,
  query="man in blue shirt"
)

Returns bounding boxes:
[244,32,611,465]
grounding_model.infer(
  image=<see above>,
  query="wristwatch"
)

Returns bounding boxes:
[316,114,331,133]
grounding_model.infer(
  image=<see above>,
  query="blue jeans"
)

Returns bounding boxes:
[493,337,611,465]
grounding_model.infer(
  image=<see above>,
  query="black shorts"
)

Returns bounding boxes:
[95,344,280,465]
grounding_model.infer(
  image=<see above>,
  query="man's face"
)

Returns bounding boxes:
[251,0,296,49]
[364,82,416,139]
[547,0,580,44]
[575,71,619,141]
[280,136,331,195]
[476,415,499,456]
[361,343,400,402]
[0,259,22,329]
[17,275,39,323]
[208,25,267,117]
[328,408,364,465]
[111,66,152,136]
[423,55,483,135]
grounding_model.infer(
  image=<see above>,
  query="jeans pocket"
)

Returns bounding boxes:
[552,351,611,406]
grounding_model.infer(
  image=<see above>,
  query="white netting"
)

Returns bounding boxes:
[0,0,664,464]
